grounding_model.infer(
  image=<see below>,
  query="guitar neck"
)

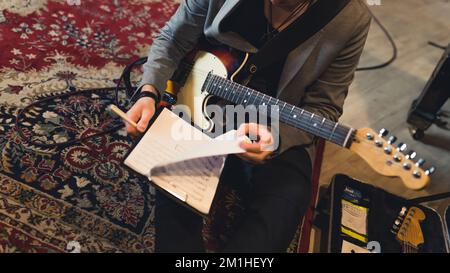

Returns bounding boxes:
[203,73,355,148]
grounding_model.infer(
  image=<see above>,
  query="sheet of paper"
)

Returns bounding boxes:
[124,108,249,214]
[341,199,368,236]
[124,108,210,176]
[151,155,226,214]
[341,240,370,253]
[177,130,247,162]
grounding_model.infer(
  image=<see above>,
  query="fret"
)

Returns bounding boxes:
[329,122,338,141]
[230,81,238,102]
[319,118,326,133]
[240,86,249,106]
[343,128,355,148]
[248,89,257,106]
[299,109,304,119]
[242,87,250,105]
[215,76,224,98]
[261,93,267,106]
[267,95,273,106]
[217,77,225,97]
[311,114,323,137]
[254,92,264,107]
[223,80,233,101]
[279,101,287,113]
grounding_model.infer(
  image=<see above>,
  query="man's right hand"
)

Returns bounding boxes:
[125,85,158,136]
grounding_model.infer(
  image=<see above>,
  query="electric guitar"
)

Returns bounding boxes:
[391,206,426,253]
[162,44,435,190]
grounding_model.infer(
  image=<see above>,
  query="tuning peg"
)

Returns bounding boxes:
[379,128,389,138]
[396,143,407,152]
[391,224,400,234]
[406,151,417,160]
[375,139,383,147]
[387,136,397,144]
[425,166,436,176]
[415,158,426,167]
[400,207,408,216]
[403,162,412,170]
[393,154,403,162]
[384,146,392,154]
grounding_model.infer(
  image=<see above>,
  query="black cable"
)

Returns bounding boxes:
[428,41,447,50]
[356,8,398,71]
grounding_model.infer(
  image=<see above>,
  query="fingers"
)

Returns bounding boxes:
[239,141,261,153]
[125,106,141,136]
[237,123,272,143]
[237,123,274,154]
[137,107,154,132]
[125,98,155,136]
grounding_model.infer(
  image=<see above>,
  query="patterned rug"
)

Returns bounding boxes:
[0,0,306,253]
[0,0,178,253]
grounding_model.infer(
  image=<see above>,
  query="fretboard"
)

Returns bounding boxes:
[202,73,355,148]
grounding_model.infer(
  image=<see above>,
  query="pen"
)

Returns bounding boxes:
[108,104,138,128]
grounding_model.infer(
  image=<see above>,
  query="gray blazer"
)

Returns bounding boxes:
[140,0,372,161]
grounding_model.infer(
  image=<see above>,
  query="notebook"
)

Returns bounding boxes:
[124,108,247,215]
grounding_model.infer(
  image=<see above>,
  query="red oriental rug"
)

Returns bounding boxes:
[0,0,178,253]
[0,0,314,253]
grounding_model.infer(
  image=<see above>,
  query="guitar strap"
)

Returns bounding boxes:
[241,0,351,80]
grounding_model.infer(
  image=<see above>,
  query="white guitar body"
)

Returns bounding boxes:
[172,51,229,132]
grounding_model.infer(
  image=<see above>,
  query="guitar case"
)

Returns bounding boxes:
[314,174,449,253]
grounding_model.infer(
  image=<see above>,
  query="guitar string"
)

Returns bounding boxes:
[211,74,347,143]
[208,73,350,145]
[210,74,352,145]
[167,62,352,145]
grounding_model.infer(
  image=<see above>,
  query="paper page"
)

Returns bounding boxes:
[341,199,368,236]
[124,108,249,214]
[341,240,370,253]
[175,130,247,162]
[151,155,226,214]
[124,108,211,176]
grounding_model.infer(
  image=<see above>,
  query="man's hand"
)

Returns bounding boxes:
[237,123,275,165]
[125,85,157,136]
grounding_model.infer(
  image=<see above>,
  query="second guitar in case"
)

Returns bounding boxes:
[314,174,449,253]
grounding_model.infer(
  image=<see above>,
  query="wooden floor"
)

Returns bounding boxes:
[310,0,450,251]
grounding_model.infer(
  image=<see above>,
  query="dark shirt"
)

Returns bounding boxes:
[221,0,287,98]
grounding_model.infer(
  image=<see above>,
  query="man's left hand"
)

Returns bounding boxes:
[237,123,275,165]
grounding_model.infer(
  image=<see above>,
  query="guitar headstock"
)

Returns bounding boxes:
[349,128,435,190]
[391,207,425,250]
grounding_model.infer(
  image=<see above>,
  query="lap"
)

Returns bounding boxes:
[155,145,313,252]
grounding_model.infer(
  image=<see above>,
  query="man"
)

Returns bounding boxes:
[125,0,371,252]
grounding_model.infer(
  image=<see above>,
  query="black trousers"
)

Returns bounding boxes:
[155,146,312,253]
